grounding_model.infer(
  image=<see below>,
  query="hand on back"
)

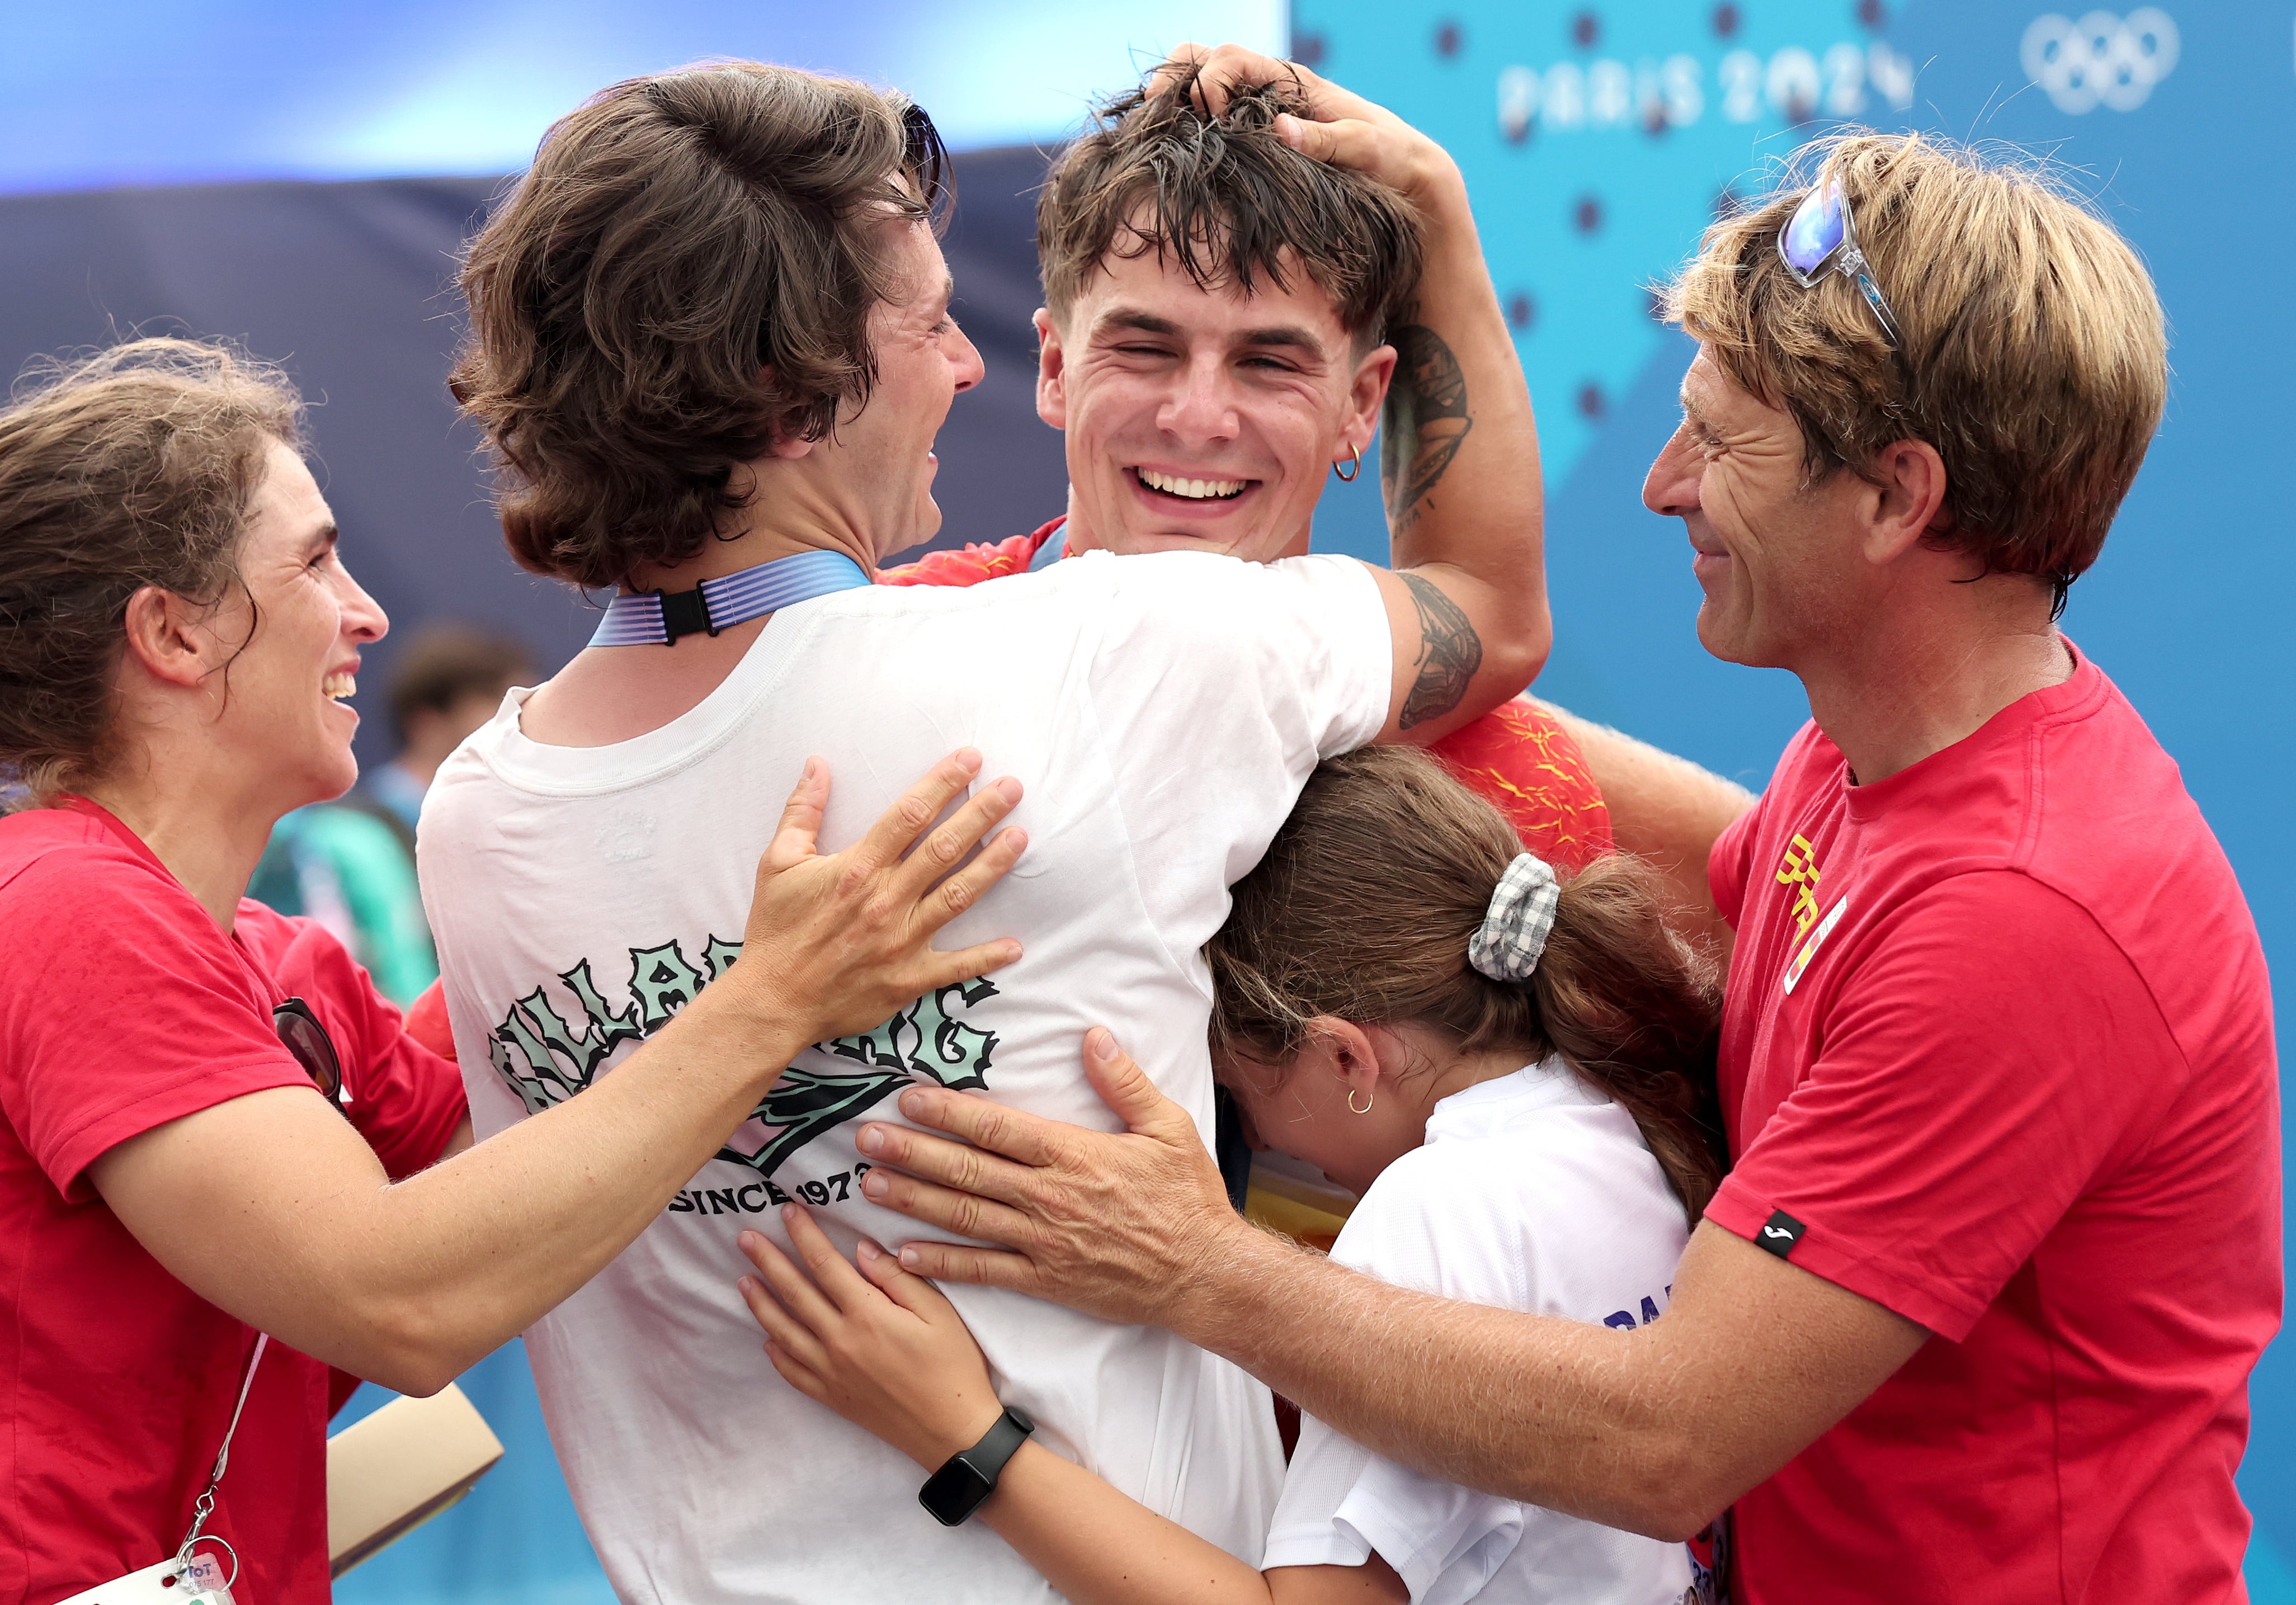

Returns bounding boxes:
[850,1027,1248,1327]
[711,749,1028,1046]
[737,1206,1004,1471]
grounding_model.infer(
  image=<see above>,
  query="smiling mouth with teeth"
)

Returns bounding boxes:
[1136,467,1251,502]
[323,672,357,701]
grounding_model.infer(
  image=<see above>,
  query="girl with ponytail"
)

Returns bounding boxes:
[1208,743,1725,1221]
[738,745,1727,1605]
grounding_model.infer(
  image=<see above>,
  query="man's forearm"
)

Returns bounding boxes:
[1382,170,1547,670]
[1172,1222,1704,1539]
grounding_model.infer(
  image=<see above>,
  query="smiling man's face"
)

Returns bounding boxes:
[1644,348,1877,671]
[1038,240,1394,563]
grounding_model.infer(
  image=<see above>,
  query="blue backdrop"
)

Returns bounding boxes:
[1294,1,2294,1593]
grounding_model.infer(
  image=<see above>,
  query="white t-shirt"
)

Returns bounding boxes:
[1262,1061,1695,1605]
[418,549,1392,1605]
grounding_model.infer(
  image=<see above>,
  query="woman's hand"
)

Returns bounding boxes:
[1149,43,1466,212]
[716,750,1027,1047]
[738,1205,1005,1471]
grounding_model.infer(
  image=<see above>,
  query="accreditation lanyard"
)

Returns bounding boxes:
[590,550,871,647]
[54,1334,270,1605]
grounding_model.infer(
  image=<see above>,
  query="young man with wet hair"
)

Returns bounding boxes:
[418,56,1549,1605]
[859,126,2280,1604]
[883,61,1616,867]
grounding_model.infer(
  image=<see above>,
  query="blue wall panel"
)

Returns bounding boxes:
[1294,0,2293,1589]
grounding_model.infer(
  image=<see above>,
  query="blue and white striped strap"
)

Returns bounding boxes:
[591,550,870,646]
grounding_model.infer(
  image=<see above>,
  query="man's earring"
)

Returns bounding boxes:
[1346,1087,1374,1115]
[1333,446,1362,483]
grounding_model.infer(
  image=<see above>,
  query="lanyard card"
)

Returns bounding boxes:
[54,1545,235,1605]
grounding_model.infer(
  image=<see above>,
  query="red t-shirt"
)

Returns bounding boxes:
[0,799,468,1605]
[880,520,1615,868]
[1703,648,2280,1603]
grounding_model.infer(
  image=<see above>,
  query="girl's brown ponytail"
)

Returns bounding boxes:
[1527,858,1726,1219]
[1209,745,1727,1219]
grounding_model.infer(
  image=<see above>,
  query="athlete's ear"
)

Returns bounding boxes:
[1034,308,1069,431]
[1342,338,1398,461]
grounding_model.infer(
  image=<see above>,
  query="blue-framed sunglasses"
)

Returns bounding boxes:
[1778,180,1903,350]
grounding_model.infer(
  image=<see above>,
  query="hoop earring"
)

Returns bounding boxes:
[1333,446,1362,483]
[1346,1087,1374,1115]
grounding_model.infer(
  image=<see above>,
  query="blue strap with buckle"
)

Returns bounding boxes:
[591,550,871,647]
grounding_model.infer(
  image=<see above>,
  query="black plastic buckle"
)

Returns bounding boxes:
[655,584,717,644]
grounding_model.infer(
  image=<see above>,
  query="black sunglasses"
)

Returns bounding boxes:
[274,997,344,1105]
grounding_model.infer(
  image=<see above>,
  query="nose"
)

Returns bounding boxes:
[949,321,985,394]
[336,563,389,645]
[1156,350,1240,445]
[1643,426,1703,520]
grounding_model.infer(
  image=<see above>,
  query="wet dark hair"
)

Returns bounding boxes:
[1210,745,1728,1219]
[1038,70,1422,347]
[451,62,951,590]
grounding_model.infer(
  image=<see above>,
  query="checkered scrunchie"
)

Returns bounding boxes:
[1467,852,1561,983]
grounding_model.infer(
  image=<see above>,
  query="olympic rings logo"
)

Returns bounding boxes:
[2021,9,2180,113]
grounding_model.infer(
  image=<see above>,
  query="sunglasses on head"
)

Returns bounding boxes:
[274,996,345,1106]
[1778,179,1904,350]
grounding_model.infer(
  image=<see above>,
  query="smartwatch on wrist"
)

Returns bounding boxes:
[918,1405,1035,1527]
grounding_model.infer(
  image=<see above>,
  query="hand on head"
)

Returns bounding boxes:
[849,1028,1243,1328]
[1150,42,1463,204]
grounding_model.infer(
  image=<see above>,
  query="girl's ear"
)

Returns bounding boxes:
[1302,1016,1385,1108]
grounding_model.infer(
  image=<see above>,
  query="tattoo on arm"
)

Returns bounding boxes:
[1381,320,1475,534]
[1397,570,1483,729]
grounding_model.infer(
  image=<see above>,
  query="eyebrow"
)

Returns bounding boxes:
[1092,308,1182,339]
[306,522,340,555]
[1679,389,1716,429]
[1090,306,1331,360]
[1236,324,1328,357]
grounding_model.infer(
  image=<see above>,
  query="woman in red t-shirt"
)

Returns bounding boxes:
[0,340,1027,1605]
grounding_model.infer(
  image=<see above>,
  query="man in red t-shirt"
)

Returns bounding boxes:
[848,111,2280,1605]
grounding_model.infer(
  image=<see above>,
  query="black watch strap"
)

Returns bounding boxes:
[918,1405,1035,1527]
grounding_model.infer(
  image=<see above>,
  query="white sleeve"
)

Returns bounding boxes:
[1081,549,1392,952]
[1264,1416,1525,1605]
[1259,1150,1532,1604]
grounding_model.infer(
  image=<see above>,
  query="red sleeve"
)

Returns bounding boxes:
[1427,697,1614,871]
[241,907,467,1181]
[876,522,1058,588]
[0,852,309,1201]
[404,978,456,1063]
[1704,872,2182,1340]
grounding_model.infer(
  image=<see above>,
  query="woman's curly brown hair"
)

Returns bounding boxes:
[0,337,303,803]
[451,62,950,591]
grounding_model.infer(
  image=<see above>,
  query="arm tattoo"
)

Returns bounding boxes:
[1397,570,1483,729]
[1381,319,1475,534]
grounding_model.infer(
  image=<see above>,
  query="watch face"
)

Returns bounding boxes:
[919,1458,996,1527]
